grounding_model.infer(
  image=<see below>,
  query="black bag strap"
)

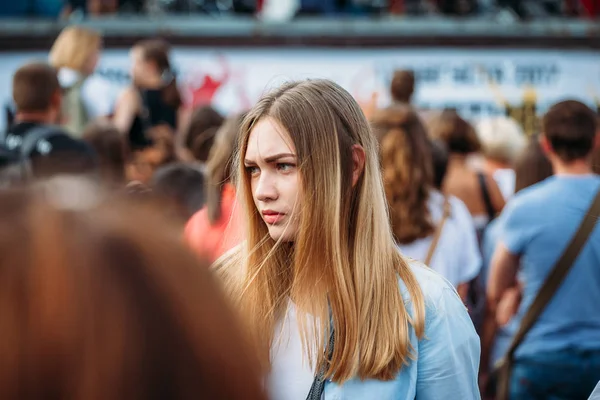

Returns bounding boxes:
[306,328,335,400]
[496,187,600,400]
[477,172,496,221]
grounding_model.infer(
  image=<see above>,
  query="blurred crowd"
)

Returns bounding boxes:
[0,24,600,400]
[1,0,599,19]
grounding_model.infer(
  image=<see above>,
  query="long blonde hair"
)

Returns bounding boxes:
[49,26,101,73]
[371,105,434,244]
[222,79,425,383]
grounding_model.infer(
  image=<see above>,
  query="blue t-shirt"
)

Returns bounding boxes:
[501,174,600,359]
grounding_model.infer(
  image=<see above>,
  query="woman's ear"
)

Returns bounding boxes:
[351,144,366,187]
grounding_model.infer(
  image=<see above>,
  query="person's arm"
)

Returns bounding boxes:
[485,173,506,215]
[175,106,195,162]
[416,285,481,399]
[113,87,140,135]
[480,242,520,376]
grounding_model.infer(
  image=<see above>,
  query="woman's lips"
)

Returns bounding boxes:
[262,211,285,225]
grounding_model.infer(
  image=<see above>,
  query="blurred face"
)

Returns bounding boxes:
[130,47,151,86]
[244,117,301,242]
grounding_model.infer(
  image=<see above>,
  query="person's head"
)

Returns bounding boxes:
[0,178,266,400]
[430,139,449,190]
[429,109,481,155]
[151,162,206,222]
[184,105,225,153]
[130,39,182,109]
[514,135,553,193]
[476,116,526,167]
[206,113,245,225]
[390,69,415,104]
[541,100,598,165]
[232,79,425,382]
[83,120,127,186]
[12,62,61,121]
[49,26,102,75]
[370,105,434,244]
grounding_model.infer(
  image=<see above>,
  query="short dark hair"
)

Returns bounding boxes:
[83,121,127,185]
[430,139,449,190]
[12,62,60,113]
[151,162,206,221]
[542,100,597,162]
[390,69,415,104]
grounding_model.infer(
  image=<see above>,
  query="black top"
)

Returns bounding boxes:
[128,88,177,151]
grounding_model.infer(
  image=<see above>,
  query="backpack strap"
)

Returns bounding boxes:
[477,172,496,222]
[496,187,600,400]
[425,195,451,266]
[19,125,62,161]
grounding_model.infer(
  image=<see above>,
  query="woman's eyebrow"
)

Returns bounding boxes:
[264,153,296,163]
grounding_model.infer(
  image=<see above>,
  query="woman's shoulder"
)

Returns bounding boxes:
[400,260,466,316]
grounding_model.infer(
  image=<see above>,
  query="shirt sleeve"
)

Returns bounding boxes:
[416,285,481,400]
[500,198,531,256]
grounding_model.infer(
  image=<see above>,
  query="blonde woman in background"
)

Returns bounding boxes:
[49,25,117,136]
[372,105,481,301]
[475,116,527,201]
[217,79,480,400]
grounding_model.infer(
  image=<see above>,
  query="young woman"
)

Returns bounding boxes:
[428,110,505,238]
[217,79,480,399]
[372,105,481,301]
[113,39,182,152]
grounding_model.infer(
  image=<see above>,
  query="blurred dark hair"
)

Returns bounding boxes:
[151,162,206,221]
[83,120,127,186]
[12,62,60,113]
[542,100,597,162]
[390,69,415,104]
[135,39,182,109]
[184,106,224,151]
[430,139,449,190]
[514,135,554,193]
[429,109,481,154]
[371,104,434,244]
[0,180,267,400]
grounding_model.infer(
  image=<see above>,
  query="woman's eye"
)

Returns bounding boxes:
[245,166,259,175]
[277,163,295,172]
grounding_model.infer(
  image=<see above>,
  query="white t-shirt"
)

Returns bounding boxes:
[58,68,117,119]
[398,190,482,288]
[268,302,316,400]
[493,168,516,201]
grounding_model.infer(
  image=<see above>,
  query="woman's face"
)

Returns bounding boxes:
[244,117,301,242]
[130,47,150,86]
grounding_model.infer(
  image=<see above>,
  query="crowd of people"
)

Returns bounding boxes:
[2,0,599,19]
[1,24,600,400]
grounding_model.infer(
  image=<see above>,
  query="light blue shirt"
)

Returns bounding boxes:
[500,175,600,360]
[323,263,481,399]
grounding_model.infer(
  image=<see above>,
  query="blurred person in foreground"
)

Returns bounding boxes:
[479,135,553,385]
[483,100,600,398]
[216,79,480,399]
[475,116,527,201]
[0,62,97,182]
[50,26,116,137]
[0,177,266,400]
[372,105,481,301]
[429,109,505,238]
[185,114,245,263]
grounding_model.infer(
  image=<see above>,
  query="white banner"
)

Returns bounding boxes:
[1,47,600,128]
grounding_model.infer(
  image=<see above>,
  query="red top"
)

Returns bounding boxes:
[185,184,243,264]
